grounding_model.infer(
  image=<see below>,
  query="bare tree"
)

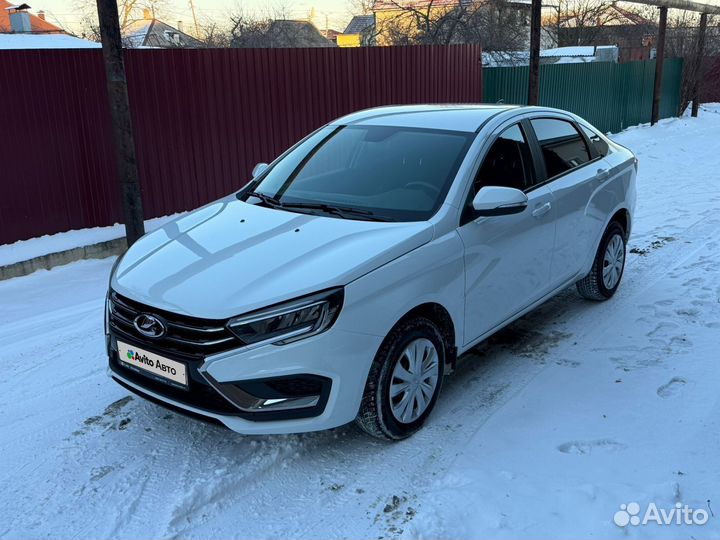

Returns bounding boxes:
[378,0,530,49]
[196,19,233,48]
[226,4,334,48]
[227,10,271,48]
[663,11,720,112]
[347,0,375,16]
[74,0,170,41]
[610,5,720,112]
[555,0,624,46]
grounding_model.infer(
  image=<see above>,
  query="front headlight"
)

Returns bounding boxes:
[227,288,344,346]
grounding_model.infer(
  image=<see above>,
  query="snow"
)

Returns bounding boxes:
[483,46,617,67]
[0,214,183,267]
[1,105,720,538]
[541,45,597,57]
[0,33,99,49]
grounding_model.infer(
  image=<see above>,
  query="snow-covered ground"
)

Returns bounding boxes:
[1,106,719,539]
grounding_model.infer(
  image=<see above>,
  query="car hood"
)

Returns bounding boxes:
[111,197,434,319]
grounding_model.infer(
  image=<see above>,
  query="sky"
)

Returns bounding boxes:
[28,0,720,36]
[34,0,358,35]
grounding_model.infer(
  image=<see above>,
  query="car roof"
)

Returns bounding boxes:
[331,104,521,133]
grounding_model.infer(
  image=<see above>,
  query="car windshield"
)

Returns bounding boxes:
[242,125,474,222]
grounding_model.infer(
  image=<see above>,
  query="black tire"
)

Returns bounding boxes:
[356,317,445,440]
[576,221,626,301]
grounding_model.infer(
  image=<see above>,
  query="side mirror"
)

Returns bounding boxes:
[252,162,269,178]
[472,186,528,217]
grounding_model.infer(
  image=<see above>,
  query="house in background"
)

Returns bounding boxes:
[555,3,657,62]
[124,9,203,48]
[337,14,375,47]
[263,20,335,48]
[0,1,98,49]
[482,45,619,67]
[371,0,538,49]
[1,0,61,34]
[320,27,343,44]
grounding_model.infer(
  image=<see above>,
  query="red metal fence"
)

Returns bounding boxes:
[0,45,483,245]
[701,56,720,103]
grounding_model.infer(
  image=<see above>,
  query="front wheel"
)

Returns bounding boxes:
[576,221,626,301]
[356,317,445,440]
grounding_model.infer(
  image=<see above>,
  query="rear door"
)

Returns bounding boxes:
[457,123,557,345]
[527,117,606,287]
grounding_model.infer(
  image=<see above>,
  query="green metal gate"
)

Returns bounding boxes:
[483,58,683,133]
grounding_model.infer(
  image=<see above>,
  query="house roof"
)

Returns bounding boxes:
[265,20,335,47]
[344,14,375,34]
[611,4,655,26]
[322,28,342,41]
[542,45,597,57]
[0,0,63,33]
[373,0,471,9]
[0,32,98,48]
[124,17,202,48]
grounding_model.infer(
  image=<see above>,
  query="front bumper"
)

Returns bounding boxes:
[108,326,382,434]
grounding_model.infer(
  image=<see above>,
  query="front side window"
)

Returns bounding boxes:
[245,125,473,222]
[531,118,591,178]
[473,124,533,193]
[580,124,610,157]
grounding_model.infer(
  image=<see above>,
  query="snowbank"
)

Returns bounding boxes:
[0,214,183,267]
[0,33,99,49]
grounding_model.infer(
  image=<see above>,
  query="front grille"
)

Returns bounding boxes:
[109,350,241,415]
[109,291,243,358]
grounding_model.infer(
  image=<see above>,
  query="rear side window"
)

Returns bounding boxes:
[474,124,533,192]
[580,125,610,157]
[530,118,591,178]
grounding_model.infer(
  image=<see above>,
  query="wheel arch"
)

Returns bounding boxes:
[610,207,631,240]
[386,302,458,369]
[580,204,632,277]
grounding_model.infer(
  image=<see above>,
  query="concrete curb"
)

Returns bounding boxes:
[0,237,127,281]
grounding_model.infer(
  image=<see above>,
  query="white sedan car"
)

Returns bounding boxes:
[106,105,637,440]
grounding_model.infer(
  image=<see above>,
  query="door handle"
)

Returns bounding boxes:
[532,202,552,218]
[596,168,610,180]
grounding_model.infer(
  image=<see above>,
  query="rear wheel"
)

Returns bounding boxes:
[576,221,626,301]
[356,317,445,440]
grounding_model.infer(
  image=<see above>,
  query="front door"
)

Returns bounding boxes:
[457,123,557,346]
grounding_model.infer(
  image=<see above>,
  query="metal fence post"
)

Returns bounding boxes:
[691,12,708,117]
[527,0,542,106]
[651,6,668,125]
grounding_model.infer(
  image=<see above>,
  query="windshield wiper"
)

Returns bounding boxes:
[243,191,392,221]
[245,190,282,207]
[278,201,393,222]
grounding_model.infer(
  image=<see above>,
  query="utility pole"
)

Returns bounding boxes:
[691,12,707,117]
[96,0,145,246]
[651,5,668,126]
[189,0,200,37]
[528,0,542,105]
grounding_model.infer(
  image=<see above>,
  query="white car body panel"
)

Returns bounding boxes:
[458,183,557,344]
[112,196,433,319]
[107,104,637,435]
